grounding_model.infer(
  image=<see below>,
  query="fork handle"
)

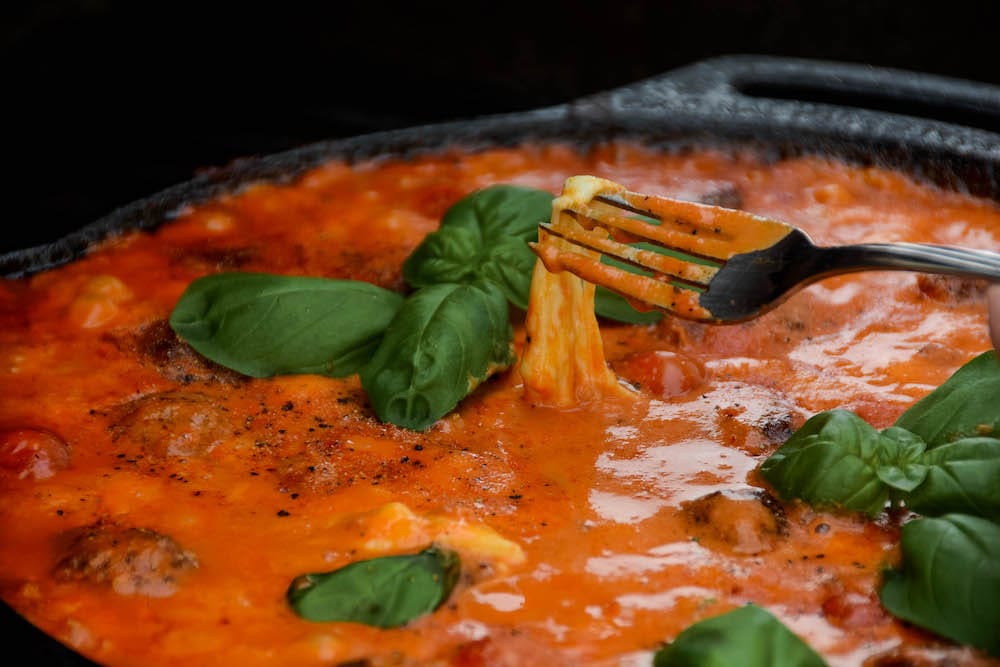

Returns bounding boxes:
[821,243,1000,281]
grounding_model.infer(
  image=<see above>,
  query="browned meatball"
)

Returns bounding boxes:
[678,488,787,555]
[109,391,232,460]
[916,273,988,303]
[696,182,743,209]
[125,319,246,385]
[54,522,198,597]
[0,428,71,480]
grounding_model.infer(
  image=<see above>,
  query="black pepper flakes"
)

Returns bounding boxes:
[281,401,294,412]
[277,510,290,517]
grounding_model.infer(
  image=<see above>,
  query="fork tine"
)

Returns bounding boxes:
[539,219,719,287]
[530,235,712,320]
[587,192,792,260]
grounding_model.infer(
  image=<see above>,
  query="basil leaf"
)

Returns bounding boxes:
[895,351,1000,446]
[360,282,514,431]
[402,185,553,309]
[594,285,662,324]
[287,547,460,627]
[759,410,890,516]
[594,242,663,324]
[169,273,403,378]
[875,427,928,494]
[879,514,1000,657]
[653,604,828,667]
[905,437,1000,520]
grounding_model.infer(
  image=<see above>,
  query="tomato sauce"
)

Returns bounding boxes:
[1,143,999,666]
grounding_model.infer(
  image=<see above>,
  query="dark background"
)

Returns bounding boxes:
[1,0,999,662]
[4,0,1000,255]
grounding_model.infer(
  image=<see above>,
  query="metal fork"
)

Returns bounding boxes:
[531,176,1000,323]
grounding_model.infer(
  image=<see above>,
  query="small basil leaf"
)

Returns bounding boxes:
[594,285,662,324]
[594,243,662,324]
[895,351,1000,446]
[593,240,717,324]
[875,427,928,493]
[879,514,1000,657]
[360,282,514,431]
[287,547,460,627]
[653,604,828,667]
[759,410,889,516]
[169,273,403,378]
[402,185,553,309]
[905,437,1000,520]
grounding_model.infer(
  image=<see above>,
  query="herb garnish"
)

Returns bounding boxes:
[402,184,552,310]
[760,351,1000,522]
[879,514,1000,656]
[759,350,1000,657]
[360,281,514,431]
[653,604,828,667]
[169,273,403,378]
[287,547,460,627]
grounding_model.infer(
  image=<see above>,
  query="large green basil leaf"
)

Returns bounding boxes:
[879,514,1000,657]
[759,410,890,516]
[402,185,552,309]
[287,547,460,627]
[895,351,1000,446]
[360,282,514,431]
[169,272,403,378]
[905,437,1000,520]
[653,604,828,667]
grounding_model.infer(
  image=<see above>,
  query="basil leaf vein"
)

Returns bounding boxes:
[287,547,460,627]
[169,272,403,378]
[360,282,514,431]
[653,604,828,667]
[879,514,1000,657]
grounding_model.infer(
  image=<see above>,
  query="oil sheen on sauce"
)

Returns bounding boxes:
[1,144,998,666]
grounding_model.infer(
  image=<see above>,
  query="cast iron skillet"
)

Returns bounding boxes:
[4,55,1000,665]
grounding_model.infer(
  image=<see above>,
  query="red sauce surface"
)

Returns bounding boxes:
[1,143,998,666]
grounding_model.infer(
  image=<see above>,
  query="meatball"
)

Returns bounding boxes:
[126,319,246,385]
[678,488,787,555]
[916,273,988,303]
[696,182,743,209]
[0,428,71,480]
[54,522,198,597]
[109,391,232,460]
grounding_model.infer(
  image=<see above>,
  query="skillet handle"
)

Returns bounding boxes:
[569,55,1000,201]
[669,55,1000,133]
[580,54,1000,136]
